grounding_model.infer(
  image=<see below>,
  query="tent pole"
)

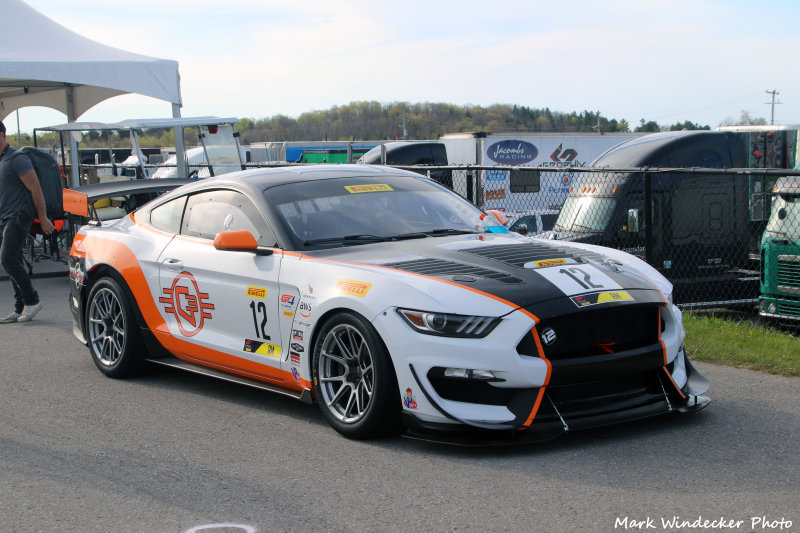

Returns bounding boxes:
[66,86,81,187]
[172,103,186,178]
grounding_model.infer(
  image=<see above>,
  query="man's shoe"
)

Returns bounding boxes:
[0,311,20,324]
[17,303,43,322]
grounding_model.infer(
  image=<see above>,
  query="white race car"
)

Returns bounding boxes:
[67,165,709,442]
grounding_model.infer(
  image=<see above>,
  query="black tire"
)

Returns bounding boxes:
[85,277,146,378]
[312,312,401,439]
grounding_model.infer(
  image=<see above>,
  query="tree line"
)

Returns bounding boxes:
[15,101,770,148]
[234,101,713,144]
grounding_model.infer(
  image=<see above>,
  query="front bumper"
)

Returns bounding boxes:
[373,301,709,439]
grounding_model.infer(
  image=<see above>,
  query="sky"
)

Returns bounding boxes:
[8,0,800,136]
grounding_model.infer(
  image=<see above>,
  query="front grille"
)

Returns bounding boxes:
[517,305,660,359]
[777,255,800,292]
[461,243,606,268]
[384,258,522,284]
[776,297,800,318]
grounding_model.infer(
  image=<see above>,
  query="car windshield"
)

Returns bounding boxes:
[553,196,616,233]
[265,176,504,249]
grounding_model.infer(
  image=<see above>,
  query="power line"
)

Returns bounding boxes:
[765,89,782,125]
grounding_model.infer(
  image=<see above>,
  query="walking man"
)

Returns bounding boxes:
[0,120,55,323]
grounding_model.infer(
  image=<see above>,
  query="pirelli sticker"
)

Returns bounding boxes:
[345,184,393,194]
[523,258,577,269]
[243,339,281,358]
[336,279,372,297]
[571,291,633,307]
[246,286,267,299]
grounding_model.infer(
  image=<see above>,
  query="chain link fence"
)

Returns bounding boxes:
[391,164,800,310]
[65,160,800,312]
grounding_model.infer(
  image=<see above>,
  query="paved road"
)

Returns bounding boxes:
[0,276,798,533]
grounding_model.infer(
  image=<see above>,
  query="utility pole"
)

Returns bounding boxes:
[765,89,781,125]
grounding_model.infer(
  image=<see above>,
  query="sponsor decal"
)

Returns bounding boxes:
[336,279,372,297]
[290,343,305,353]
[485,189,506,200]
[291,367,302,381]
[280,294,295,305]
[307,284,314,295]
[298,300,313,318]
[292,329,304,341]
[550,144,578,163]
[344,183,393,194]
[290,352,301,365]
[69,261,85,289]
[485,169,508,181]
[486,140,538,165]
[283,310,294,318]
[243,339,281,358]
[571,290,633,307]
[403,388,418,409]
[246,286,267,299]
[159,272,215,337]
[523,258,576,269]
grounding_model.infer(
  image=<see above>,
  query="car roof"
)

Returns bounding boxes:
[169,164,428,198]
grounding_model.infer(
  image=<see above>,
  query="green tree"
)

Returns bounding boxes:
[635,119,661,132]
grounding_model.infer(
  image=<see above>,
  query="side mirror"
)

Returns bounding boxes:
[213,230,273,256]
[778,208,788,220]
[516,223,529,236]
[627,208,640,233]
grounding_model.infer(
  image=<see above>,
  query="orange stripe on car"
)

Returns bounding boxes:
[79,235,308,390]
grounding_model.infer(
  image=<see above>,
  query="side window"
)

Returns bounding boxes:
[150,196,187,234]
[620,196,645,233]
[182,189,278,247]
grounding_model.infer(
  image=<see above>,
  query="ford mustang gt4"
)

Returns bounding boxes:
[67,165,709,442]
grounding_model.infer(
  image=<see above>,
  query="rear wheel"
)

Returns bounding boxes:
[312,312,400,438]
[85,277,146,378]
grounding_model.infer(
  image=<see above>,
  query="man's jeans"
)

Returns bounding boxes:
[0,213,39,313]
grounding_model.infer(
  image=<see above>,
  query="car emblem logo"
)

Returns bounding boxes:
[540,327,557,346]
[159,271,215,337]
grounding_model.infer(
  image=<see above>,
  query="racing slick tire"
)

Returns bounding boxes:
[312,312,401,439]
[85,277,146,378]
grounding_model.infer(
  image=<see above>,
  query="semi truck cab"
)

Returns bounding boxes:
[759,176,800,321]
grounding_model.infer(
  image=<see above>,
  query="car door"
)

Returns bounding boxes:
[156,188,286,381]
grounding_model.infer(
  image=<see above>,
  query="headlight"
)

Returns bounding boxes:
[397,309,500,338]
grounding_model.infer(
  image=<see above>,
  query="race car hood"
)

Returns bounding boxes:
[302,233,666,319]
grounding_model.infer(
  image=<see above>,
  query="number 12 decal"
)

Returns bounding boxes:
[534,264,622,297]
[559,267,604,290]
[249,300,269,340]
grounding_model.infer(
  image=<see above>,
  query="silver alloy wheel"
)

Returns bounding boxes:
[88,287,126,367]
[318,323,375,423]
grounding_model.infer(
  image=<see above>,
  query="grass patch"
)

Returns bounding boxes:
[683,313,800,377]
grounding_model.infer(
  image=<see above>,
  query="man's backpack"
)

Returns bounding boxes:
[13,147,64,219]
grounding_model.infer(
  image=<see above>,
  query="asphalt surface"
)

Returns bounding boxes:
[0,276,798,533]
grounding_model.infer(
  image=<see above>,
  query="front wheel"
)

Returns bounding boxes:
[85,277,146,378]
[312,312,400,439]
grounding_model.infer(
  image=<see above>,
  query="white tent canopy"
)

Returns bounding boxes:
[0,0,182,121]
[0,0,185,186]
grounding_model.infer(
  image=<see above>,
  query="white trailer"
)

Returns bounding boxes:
[439,132,645,210]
